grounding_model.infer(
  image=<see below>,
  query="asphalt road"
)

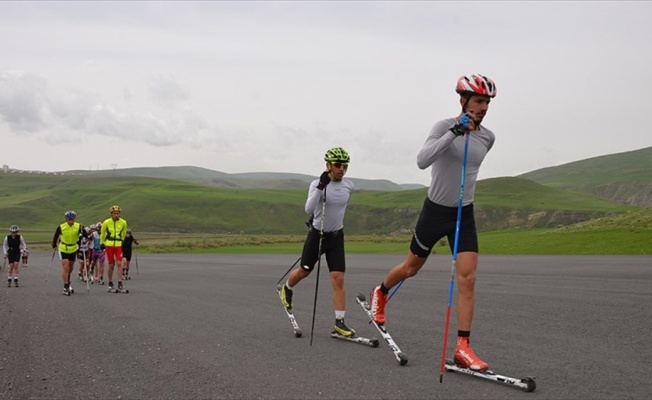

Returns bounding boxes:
[1,252,650,399]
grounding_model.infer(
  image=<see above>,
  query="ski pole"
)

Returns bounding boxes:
[387,229,415,301]
[439,132,470,383]
[84,248,90,292]
[388,279,405,301]
[135,251,139,275]
[310,187,327,347]
[1,257,6,271]
[276,256,302,286]
[46,248,57,283]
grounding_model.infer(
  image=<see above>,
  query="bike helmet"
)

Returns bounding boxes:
[324,147,350,163]
[9,225,19,233]
[109,205,121,213]
[455,74,497,98]
[64,210,77,220]
[90,224,97,230]
[127,229,132,234]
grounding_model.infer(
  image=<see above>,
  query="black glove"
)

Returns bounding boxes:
[449,113,471,137]
[51,243,56,249]
[317,171,332,190]
[100,244,105,250]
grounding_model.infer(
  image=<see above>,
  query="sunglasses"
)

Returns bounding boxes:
[331,162,348,169]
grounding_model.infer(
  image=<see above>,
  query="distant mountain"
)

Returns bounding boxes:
[519,147,652,206]
[65,166,426,191]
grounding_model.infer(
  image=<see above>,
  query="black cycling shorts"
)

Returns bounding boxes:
[60,251,77,262]
[300,228,346,273]
[409,198,479,258]
[7,252,21,263]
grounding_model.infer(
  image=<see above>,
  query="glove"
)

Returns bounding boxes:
[100,244,105,250]
[450,113,471,137]
[317,171,332,190]
[51,243,57,249]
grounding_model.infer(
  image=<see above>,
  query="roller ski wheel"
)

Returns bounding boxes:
[63,288,71,296]
[522,377,536,392]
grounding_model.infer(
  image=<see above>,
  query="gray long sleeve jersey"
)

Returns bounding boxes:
[417,117,495,207]
[305,178,354,232]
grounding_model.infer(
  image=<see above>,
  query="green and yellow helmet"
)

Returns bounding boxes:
[324,147,350,163]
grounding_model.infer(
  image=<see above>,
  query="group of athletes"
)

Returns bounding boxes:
[50,205,138,295]
[74,217,139,286]
[3,204,139,295]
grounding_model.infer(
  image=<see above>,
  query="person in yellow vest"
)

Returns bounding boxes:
[51,211,86,296]
[101,205,128,293]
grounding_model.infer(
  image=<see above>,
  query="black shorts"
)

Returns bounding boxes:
[7,252,21,263]
[409,198,478,258]
[60,251,77,262]
[122,250,132,261]
[300,227,346,273]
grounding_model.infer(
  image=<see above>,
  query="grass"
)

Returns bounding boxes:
[3,170,650,255]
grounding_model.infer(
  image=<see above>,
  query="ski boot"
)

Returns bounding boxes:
[14,279,18,288]
[334,317,356,337]
[370,285,388,325]
[63,286,71,296]
[279,284,293,309]
[7,279,11,287]
[454,337,489,372]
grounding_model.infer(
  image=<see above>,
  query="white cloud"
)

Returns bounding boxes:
[0,2,651,185]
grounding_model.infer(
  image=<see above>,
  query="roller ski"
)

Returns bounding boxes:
[62,285,74,296]
[330,331,379,347]
[356,291,408,365]
[445,359,536,392]
[276,284,302,338]
[108,283,129,294]
[329,317,378,347]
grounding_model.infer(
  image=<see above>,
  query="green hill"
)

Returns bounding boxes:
[63,166,425,191]
[0,174,637,236]
[519,147,652,206]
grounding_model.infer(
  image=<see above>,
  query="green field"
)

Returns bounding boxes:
[2,158,651,255]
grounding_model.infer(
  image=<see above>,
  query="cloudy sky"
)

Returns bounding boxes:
[1,1,650,185]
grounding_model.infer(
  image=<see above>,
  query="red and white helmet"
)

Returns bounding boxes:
[455,74,497,98]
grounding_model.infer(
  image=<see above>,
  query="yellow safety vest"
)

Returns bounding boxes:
[59,222,80,253]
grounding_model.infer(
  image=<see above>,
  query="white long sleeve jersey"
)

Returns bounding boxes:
[305,178,354,232]
[417,117,495,207]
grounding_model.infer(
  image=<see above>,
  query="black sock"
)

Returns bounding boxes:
[380,282,390,295]
[458,330,470,338]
